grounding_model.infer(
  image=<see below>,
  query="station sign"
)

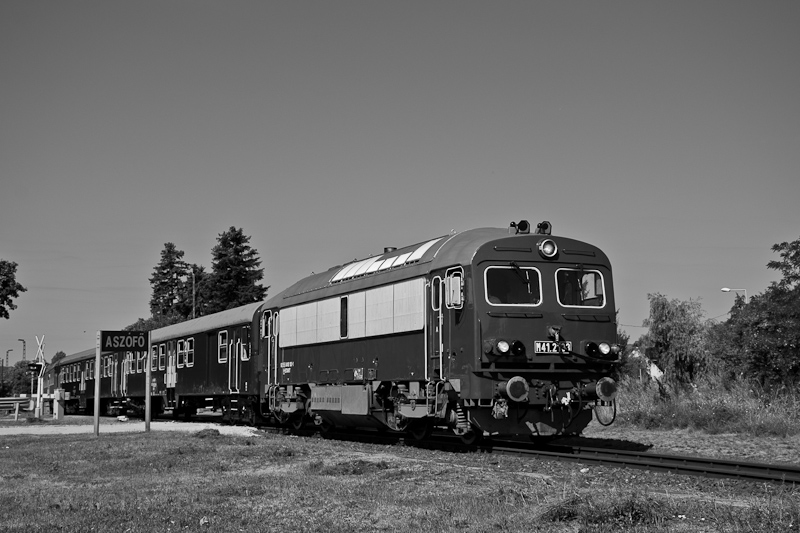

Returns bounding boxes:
[98,330,148,352]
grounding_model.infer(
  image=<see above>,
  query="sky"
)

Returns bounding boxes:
[2,1,799,363]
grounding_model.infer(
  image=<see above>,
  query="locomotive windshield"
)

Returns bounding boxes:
[556,268,605,308]
[485,265,542,306]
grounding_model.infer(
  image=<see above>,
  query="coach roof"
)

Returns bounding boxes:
[151,301,263,343]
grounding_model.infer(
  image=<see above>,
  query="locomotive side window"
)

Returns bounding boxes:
[485,266,542,306]
[556,268,605,308]
[340,297,348,338]
[443,267,465,309]
[431,277,442,311]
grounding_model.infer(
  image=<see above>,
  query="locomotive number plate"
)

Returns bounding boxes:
[534,341,572,354]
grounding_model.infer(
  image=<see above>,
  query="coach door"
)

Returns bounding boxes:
[165,342,177,408]
[228,329,241,394]
[120,352,130,396]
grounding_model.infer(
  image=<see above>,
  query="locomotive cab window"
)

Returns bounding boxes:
[556,268,605,308]
[484,265,542,306]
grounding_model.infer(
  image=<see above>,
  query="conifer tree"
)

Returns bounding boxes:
[205,227,268,314]
[148,243,190,318]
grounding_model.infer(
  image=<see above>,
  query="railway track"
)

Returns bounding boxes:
[480,441,800,485]
[211,418,800,486]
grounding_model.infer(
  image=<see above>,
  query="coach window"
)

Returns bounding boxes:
[485,265,542,306]
[186,338,194,367]
[218,331,228,363]
[177,340,185,369]
[556,268,605,308]
[241,327,251,361]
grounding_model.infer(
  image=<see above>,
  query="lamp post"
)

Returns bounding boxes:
[2,349,11,396]
[190,268,196,319]
[721,287,748,303]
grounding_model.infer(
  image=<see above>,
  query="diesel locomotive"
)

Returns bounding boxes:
[47,220,620,441]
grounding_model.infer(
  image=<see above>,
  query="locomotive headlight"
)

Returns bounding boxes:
[598,342,611,355]
[496,340,510,354]
[537,239,558,259]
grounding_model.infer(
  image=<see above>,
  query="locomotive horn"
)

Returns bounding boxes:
[535,221,552,235]
[509,220,530,234]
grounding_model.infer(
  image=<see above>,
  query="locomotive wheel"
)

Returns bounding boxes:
[460,430,482,446]
[406,421,433,442]
[290,414,306,431]
[318,419,335,437]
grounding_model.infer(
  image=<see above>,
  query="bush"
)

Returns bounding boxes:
[615,372,800,437]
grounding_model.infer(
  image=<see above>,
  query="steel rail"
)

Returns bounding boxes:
[232,420,800,485]
[488,443,800,485]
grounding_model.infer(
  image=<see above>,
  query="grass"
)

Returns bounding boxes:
[1,427,799,532]
[614,373,800,437]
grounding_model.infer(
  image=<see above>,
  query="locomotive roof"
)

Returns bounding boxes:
[262,226,572,307]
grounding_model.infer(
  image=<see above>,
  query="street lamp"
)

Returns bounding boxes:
[3,349,11,395]
[721,287,748,303]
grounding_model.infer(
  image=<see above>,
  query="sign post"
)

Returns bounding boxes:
[95,330,148,436]
[145,332,151,432]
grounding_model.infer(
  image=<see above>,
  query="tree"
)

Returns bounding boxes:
[51,351,66,365]
[205,227,268,314]
[173,264,210,319]
[767,237,800,291]
[641,293,709,385]
[706,235,800,390]
[148,243,190,319]
[0,260,27,319]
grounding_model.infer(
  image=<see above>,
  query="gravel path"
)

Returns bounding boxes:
[0,416,259,437]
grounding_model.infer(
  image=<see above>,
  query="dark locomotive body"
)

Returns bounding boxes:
[257,221,619,439]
